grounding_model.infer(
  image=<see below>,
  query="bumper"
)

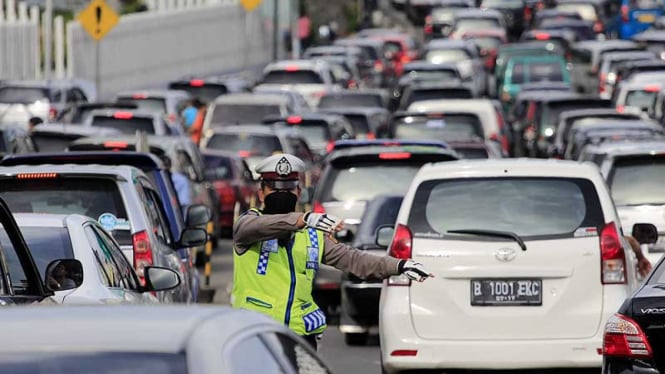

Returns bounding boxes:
[603,358,661,374]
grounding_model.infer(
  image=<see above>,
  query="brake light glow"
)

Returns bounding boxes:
[238,150,252,158]
[366,132,376,140]
[103,141,128,148]
[424,15,433,34]
[16,173,57,179]
[190,79,205,87]
[617,105,625,113]
[326,141,335,153]
[600,222,627,284]
[603,313,652,358]
[599,73,607,93]
[48,106,58,121]
[523,5,532,22]
[390,350,418,357]
[389,224,412,260]
[113,111,134,119]
[132,93,148,99]
[534,32,550,40]
[313,200,325,213]
[285,65,299,72]
[286,116,302,124]
[644,85,661,93]
[379,152,411,159]
[132,230,153,285]
[593,21,604,33]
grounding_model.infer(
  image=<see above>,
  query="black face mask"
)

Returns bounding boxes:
[262,191,298,215]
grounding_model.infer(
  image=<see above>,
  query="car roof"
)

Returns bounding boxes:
[453,8,503,17]
[426,39,475,49]
[12,213,73,228]
[403,61,459,71]
[213,92,290,105]
[115,89,191,99]
[573,119,660,131]
[505,54,566,62]
[573,40,638,51]
[0,163,140,179]
[408,98,495,111]
[87,109,160,119]
[596,140,665,156]
[209,125,279,135]
[519,81,573,91]
[419,159,601,178]
[319,106,389,115]
[0,151,166,170]
[0,306,277,353]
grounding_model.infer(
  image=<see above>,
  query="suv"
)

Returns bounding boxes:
[0,163,205,304]
[114,89,192,128]
[380,159,640,373]
[262,114,356,157]
[83,109,182,136]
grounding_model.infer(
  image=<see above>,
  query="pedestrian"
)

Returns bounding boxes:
[231,154,432,351]
[298,6,312,50]
[181,99,200,133]
[188,99,206,145]
[27,116,43,132]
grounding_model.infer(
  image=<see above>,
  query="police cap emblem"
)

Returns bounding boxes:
[276,156,292,177]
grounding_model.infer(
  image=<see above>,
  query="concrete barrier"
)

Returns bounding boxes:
[67,1,287,99]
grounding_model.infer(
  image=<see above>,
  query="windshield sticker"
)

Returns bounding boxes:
[98,213,118,231]
[426,119,446,128]
[574,227,598,237]
[114,218,131,231]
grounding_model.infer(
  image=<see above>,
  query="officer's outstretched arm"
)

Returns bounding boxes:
[322,237,402,280]
[233,211,305,254]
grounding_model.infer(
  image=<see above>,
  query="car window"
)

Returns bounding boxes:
[571,47,592,64]
[290,122,332,151]
[608,156,665,206]
[340,114,371,135]
[206,133,283,156]
[0,87,50,104]
[453,146,490,159]
[262,70,324,84]
[73,89,88,102]
[510,63,526,84]
[141,184,173,246]
[94,225,140,290]
[625,90,657,108]
[85,226,122,288]
[116,98,167,115]
[228,335,285,374]
[210,104,282,125]
[90,116,156,135]
[66,89,78,103]
[203,154,234,180]
[318,95,382,109]
[403,69,459,82]
[425,49,472,64]
[555,3,598,20]
[394,114,484,141]
[263,332,331,374]
[0,226,74,291]
[408,177,603,238]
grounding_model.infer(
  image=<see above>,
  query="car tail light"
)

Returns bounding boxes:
[132,93,148,99]
[286,116,302,124]
[312,200,325,213]
[388,224,413,286]
[326,140,335,153]
[391,350,418,356]
[132,230,153,285]
[190,79,205,87]
[424,23,433,35]
[16,173,57,179]
[600,222,627,284]
[644,84,661,93]
[113,111,134,119]
[379,152,411,159]
[366,132,376,140]
[621,5,629,22]
[400,53,411,64]
[103,141,129,149]
[238,150,252,158]
[347,79,358,89]
[593,21,604,33]
[374,60,384,73]
[617,105,625,113]
[523,6,532,22]
[535,32,550,40]
[48,106,58,120]
[536,1,544,10]
[603,313,652,358]
[312,91,326,98]
[285,65,299,72]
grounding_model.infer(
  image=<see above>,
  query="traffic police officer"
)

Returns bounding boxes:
[232,154,432,350]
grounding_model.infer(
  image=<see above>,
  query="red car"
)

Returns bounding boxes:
[458,28,508,71]
[201,149,259,237]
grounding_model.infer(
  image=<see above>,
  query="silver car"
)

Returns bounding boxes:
[114,89,192,128]
[0,305,334,374]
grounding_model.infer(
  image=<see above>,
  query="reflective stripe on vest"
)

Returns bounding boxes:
[232,209,327,335]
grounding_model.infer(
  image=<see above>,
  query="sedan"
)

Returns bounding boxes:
[4,213,181,304]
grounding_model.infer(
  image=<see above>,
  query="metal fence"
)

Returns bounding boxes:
[0,0,41,80]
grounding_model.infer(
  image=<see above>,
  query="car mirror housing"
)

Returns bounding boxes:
[375,225,395,248]
[45,259,83,292]
[179,228,208,247]
[185,204,210,228]
[632,223,658,245]
[144,266,181,292]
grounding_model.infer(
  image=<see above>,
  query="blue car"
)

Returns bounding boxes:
[619,0,664,39]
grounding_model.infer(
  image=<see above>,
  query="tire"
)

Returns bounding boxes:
[344,332,368,346]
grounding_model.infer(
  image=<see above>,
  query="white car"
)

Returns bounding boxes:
[0,305,334,374]
[5,213,181,304]
[379,159,640,373]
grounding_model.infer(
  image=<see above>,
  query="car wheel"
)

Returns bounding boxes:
[344,332,368,346]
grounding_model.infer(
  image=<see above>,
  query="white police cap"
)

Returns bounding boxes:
[254,154,306,181]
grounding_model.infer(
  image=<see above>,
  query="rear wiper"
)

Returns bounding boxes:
[447,229,527,251]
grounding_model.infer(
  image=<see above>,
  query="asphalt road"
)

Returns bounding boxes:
[202,239,382,374]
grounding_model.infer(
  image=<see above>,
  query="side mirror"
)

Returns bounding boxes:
[185,204,210,228]
[334,229,355,243]
[179,228,208,247]
[144,266,181,292]
[45,259,83,292]
[300,186,314,205]
[632,223,659,245]
[375,225,395,248]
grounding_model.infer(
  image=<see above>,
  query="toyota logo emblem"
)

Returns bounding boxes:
[494,248,517,262]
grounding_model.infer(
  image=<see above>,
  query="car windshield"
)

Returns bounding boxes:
[510,61,564,84]
[0,352,187,374]
[262,70,324,84]
[408,177,602,238]
[210,104,282,125]
[468,36,503,50]
[31,134,80,153]
[0,87,50,104]
[395,115,484,141]
[117,98,167,114]
[554,3,598,21]
[625,90,657,108]
[206,133,282,157]
[608,156,665,206]
[90,116,155,135]
[404,70,458,81]
[318,95,382,109]
[202,154,234,180]
[454,18,501,33]
[0,227,74,289]
[0,178,132,246]
[292,123,331,150]
[425,49,471,64]
[341,114,371,134]
[322,163,422,202]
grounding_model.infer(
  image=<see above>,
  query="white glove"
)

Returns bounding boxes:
[304,212,342,234]
[399,260,433,282]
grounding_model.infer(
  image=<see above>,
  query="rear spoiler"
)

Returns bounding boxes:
[330,151,458,167]
[0,151,166,170]
[331,138,449,151]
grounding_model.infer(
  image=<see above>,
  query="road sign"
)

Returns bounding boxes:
[77,0,119,41]
[240,0,262,12]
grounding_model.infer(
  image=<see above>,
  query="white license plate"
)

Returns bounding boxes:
[471,279,542,306]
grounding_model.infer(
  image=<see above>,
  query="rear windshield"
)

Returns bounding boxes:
[510,61,564,84]
[404,69,459,81]
[468,37,503,51]
[454,18,501,33]
[453,146,489,159]
[117,98,167,115]
[0,87,50,104]
[482,0,523,7]
[394,115,484,140]
[169,83,228,104]
[408,177,603,238]
[206,133,282,157]
[202,154,234,180]
[608,156,665,206]
[210,104,281,125]
[341,114,371,134]
[425,49,471,64]
[318,95,382,109]
[540,101,612,132]
[0,352,187,374]
[625,90,657,108]
[0,178,132,245]
[262,70,324,84]
[90,116,155,134]
[554,3,598,21]
[405,88,472,105]
[32,134,79,153]
[319,162,423,202]
[0,227,74,289]
[292,122,332,150]
[432,8,459,21]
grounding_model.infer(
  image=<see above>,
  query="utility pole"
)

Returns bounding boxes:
[272,0,279,61]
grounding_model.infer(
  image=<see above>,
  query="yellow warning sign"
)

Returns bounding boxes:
[77,0,119,42]
[240,0,262,12]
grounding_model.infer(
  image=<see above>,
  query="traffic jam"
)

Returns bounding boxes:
[2,0,665,372]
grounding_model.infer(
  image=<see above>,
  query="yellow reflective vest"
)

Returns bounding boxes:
[232,209,326,336]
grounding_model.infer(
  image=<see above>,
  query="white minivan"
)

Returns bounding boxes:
[379,159,640,373]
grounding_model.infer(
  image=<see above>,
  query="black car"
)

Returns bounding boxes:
[340,194,403,346]
[602,224,665,374]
